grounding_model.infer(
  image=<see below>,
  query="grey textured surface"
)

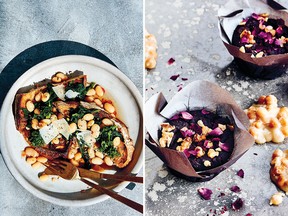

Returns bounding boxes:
[145,0,288,216]
[0,1,143,216]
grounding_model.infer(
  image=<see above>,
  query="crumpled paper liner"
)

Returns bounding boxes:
[145,80,255,181]
[218,0,288,79]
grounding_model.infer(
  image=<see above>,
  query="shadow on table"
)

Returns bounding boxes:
[0,40,116,106]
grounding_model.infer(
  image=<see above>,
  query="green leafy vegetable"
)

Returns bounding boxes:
[65,81,95,100]
[31,84,56,120]
[22,108,31,120]
[77,137,90,167]
[46,83,58,105]
[97,125,122,158]
[29,130,45,147]
[33,105,53,120]
[70,106,98,123]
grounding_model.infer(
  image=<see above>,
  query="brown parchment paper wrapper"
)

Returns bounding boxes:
[218,0,288,79]
[145,80,255,181]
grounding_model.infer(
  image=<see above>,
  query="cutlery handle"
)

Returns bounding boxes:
[81,179,143,214]
[78,168,143,183]
[101,173,143,183]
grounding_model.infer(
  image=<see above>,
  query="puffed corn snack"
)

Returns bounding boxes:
[245,95,288,144]
[145,29,158,69]
[270,149,288,193]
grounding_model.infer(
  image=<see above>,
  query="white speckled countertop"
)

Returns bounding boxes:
[0,1,143,216]
[145,0,288,215]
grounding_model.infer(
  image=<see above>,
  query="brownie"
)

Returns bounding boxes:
[232,13,288,57]
[159,109,234,171]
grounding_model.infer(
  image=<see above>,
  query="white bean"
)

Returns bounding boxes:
[104,156,113,166]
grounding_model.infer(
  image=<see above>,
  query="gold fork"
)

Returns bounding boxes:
[44,160,143,213]
[45,160,143,183]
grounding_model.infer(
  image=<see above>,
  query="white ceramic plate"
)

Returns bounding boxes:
[0,55,143,206]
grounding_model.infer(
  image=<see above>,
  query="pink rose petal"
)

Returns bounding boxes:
[170,114,180,120]
[204,140,213,149]
[231,198,244,211]
[180,111,193,120]
[201,109,210,115]
[197,188,213,200]
[209,127,223,136]
[218,192,225,197]
[168,57,175,65]
[237,169,244,178]
[230,185,241,193]
[219,142,230,152]
[170,74,180,81]
[188,149,198,156]
[276,26,283,35]
[183,149,190,157]
[180,127,195,137]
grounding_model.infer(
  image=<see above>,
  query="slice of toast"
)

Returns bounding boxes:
[13,73,87,142]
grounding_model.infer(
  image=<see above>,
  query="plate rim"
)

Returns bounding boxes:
[0,54,143,207]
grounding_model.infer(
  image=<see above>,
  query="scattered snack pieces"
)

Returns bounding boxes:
[232,13,288,58]
[158,109,234,171]
[270,149,288,193]
[145,29,158,69]
[269,192,285,206]
[245,95,288,144]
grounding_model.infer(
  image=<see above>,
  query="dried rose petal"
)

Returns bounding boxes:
[230,185,241,193]
[181,78,188,81]
[237,169,244,178]
[190,123,202,134]
[276,26,283,35]
[168,57,175,65]
[197,188,213,200]
[240,36,249,44]
[201,109,210,115]
[219,142,230,152]
[188,149,197,156]
[268,38,275,45]
[170,114,180,120]
[170,74,180,81]
[178,86,183,92]
[212,137,221,142]
[209,127,223,136]
[180,127,195,137]
[251,13,261,20]
[183,149,190,157]
[204,140,213,149]
[231,198,244,211]
[258,31,269,39]
[220,206,228,214]
[246,214,253,216]
[180,111,193,120]
[218,192,225,197]
[275,38,285,47]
